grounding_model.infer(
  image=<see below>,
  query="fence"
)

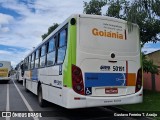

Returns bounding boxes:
[143,72,160,92]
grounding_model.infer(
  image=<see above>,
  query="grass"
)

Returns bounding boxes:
[117,90,160,119]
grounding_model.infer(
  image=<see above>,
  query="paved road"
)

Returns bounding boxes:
[0,77,148,120]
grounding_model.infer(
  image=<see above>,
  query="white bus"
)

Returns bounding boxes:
[0,61,11,83]
[23,14,142,108]
[15,61,24,82]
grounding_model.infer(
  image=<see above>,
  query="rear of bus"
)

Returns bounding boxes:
[0,61,11,82]
[67,14,142,108]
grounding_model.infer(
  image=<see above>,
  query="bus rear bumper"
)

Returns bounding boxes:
[64,87,143,109]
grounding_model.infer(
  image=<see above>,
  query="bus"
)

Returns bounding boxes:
[15,61,24,82]
[0,61,11,83]
[23,14,142,108]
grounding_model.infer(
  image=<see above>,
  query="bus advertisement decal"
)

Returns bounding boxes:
[31,69,38,80]
[85,73,126,87]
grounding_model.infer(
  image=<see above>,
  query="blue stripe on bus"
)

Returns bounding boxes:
[31,69,38,80]
[85,73,126,87]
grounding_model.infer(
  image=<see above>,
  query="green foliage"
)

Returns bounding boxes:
[83,0,160,44]
[83,0,160,74]
[124,0,160,44]
[41,33,48,40]
[152,0,160,16]
[106,0,126,18]
[140,19,160,44]
[42,23,59,40]
[83,0,107,15]
[119,90,160,112]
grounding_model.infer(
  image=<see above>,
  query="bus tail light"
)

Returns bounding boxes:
[72,65,84,95]
[135,68,142,92]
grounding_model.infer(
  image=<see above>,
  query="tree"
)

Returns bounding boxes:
[106,0,125,18]
[123,0,160,44]
[83,0,160,74]
[84,0,160,44]
[42,23,59,40]
[83,0,107,15]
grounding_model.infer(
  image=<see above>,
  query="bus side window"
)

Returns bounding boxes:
[31,52,35,69]
[46,37,56,66]
[40,45,46,67]
[26,57,29,70]
[28,55,31,70]
[20,64,23,70]
[35,49,39,68]
[21,63,24,76]
[24,58,28,70]
[57,29,67,64]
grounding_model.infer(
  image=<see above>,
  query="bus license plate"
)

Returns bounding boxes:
[105,88,118,94]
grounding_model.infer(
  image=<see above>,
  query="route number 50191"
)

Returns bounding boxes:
[113,66,125,71]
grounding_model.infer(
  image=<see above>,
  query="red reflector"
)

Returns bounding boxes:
[72,65,84,95]
[135,68,142,92]
[139,94,142,96]
[74,97,80,100]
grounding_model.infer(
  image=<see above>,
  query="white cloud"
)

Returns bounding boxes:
[0,13,14,24]
[1,27,10,32]
[0,0,90,66]
[1,0,159,67]
[0,50,11,55]
[0,0,90,48]
[0,49,31,67]
[142,42,160,54]
[142,47,159,54]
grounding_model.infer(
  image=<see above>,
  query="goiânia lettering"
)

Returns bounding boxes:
[92,28,124,40]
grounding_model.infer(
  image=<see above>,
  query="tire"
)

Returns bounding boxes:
[17,75,19,82]
[24,80,29,92]
[38,85,46,107]
[6,80,9,84]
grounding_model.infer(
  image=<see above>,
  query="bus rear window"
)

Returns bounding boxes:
[79,18,139,53]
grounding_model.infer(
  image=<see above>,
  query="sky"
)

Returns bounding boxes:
[0,0,160,67]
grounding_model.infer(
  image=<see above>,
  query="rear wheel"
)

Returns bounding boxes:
[17,75,20,83]
[6,80,9,84]
[24,80,29,92]
[38,85,46,107]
